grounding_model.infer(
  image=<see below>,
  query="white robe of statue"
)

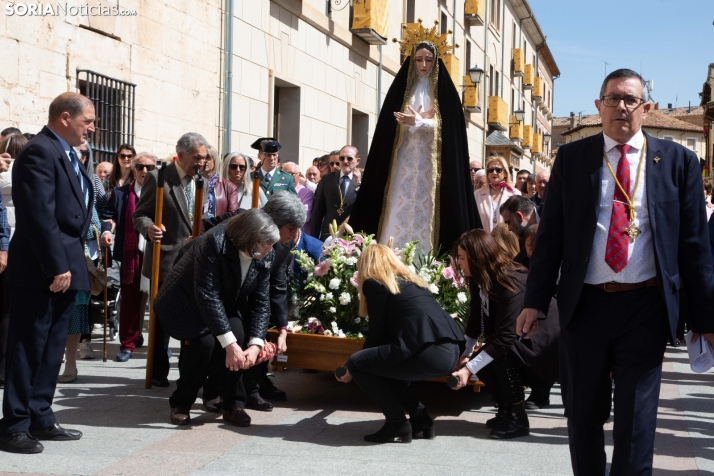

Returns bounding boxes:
[379,74,436,252]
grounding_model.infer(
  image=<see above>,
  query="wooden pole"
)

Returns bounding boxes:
[102,249,108,363]
[145,163,165,389]
[251,174,261,208]
[191,173,205,238]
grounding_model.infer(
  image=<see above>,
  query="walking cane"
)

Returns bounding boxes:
[145,162,165,389]
[102,247,109,363]
[191,167,205,238]
[251,172,261,208]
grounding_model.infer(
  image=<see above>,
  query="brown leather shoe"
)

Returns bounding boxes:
[170,408,191,425]
[222,408,251,427]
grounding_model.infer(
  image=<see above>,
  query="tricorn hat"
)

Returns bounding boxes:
[250,137,281,153]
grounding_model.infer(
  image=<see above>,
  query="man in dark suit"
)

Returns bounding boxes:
[517,69,714,475]
[311,145,360,240]
[133,132,208,386]
[0,93,95,454]
[251,138,296,198]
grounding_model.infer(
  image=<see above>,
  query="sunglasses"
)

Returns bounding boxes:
[330,162,340,167]
[80,150,89,157]
[229,164,247,171]
[339,156,355,162]
[134,164,156,172]
[118,153,134,160]
[469,167,479,172]
[487,167,503,174]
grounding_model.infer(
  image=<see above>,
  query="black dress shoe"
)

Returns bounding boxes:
[490,402,529,439]
[135,334,145,348]
[524,396,550,410]
[0,432,44,454]
[223,408,251,427]
[152,377,170,388]
[31,423,82,441]
[364,420,412,443]
[259,376,287,401]
[246,396,273,412]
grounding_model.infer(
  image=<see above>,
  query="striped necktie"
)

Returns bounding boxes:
[69,149,89,207]
[605,144,631,272]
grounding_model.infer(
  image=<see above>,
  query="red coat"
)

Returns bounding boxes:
[213,179,239,216]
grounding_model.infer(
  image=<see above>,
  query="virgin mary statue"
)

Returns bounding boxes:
[348,22,481,253]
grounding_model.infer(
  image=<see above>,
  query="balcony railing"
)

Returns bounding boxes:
[442,54,461,90]
[509,115,523,141]
[523,64,533,90]
[487,96,508,131]
[463,75,480,112]
[512,48,524,77]
[465,0,485,26]
[522,125,533,149]
[532,133,542,154]
[351,0,388,45]
[532,76,543,104]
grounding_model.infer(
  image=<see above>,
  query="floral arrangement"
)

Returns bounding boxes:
[290,224,470,338]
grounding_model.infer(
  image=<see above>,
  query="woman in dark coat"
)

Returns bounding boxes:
[450,229,559,439]
[154,209,278,427]
[336,244,465,443]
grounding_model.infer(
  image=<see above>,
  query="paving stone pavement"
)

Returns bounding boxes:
[0,334,712,476]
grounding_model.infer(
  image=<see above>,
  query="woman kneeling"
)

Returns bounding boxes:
[449,230,559,439]
[336,244,465,443]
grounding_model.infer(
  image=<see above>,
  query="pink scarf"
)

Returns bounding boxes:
[121,181,141,284]
[490,181,513,193]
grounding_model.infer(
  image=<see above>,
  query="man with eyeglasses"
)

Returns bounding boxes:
[107,153,157,362]
[328,150,341,174]
[134,132,208,387]
[518,69,714,475]
[251,138,296,198]
[311,145,360,240]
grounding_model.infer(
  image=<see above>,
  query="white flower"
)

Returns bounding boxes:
[345,257,358,266]
[314,283,326,293]
[358,332,364,339]
[457,292,467,303]
[329,278,341,289]
[338,330,346,338]
[331,322,338,330]
[325,292,334,300]
[319,294,325,301]
[307,272,314,282]
[339,292,352,305]
[354,317,361,323]
[323,329,333,336]
[407,265,416,273]
[329,307,337,313]
[429,283,439,294]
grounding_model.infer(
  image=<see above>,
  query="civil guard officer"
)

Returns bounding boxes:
[252,138,296,197]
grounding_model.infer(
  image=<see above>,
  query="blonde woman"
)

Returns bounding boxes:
[475,155,521,233]
[491,223,520,260]
[336,244,464,444]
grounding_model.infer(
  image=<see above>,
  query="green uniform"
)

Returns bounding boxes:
[255,168,296,197]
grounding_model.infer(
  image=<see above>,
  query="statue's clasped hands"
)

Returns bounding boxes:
[394,105,435,126]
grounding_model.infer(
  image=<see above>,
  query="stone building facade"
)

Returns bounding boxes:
[0,0,558,174]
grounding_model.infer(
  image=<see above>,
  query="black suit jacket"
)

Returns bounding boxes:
[362,279,465,366]
[154,223,272,341]
[6,126,92,290]
[310,171,357,240]
[107,183,131,262]
[525,132,714,338]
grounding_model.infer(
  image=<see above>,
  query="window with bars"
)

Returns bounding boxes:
[76,69,136,163]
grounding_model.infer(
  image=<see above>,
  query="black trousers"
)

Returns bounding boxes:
[0,285,77,435]
[560,286,668,476]
[347,341,459,423]
[152,280,170,380]
[169,317,249,411]
[0,275,9,382]
[477,350,526,404]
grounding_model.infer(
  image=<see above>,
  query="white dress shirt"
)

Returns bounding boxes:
[584,131,656,284]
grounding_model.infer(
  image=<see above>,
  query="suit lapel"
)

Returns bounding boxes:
[588,133,605,223]
[644,132,661,235]
[45,128,87,214]
[345,174,358,206]
[167,163,192,229]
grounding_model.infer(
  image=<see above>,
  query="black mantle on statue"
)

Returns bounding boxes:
[348,56,481,253]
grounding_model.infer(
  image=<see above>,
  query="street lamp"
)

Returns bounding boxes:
[468,66,484,86]
[510,109,525,124]
[543,132,551,145]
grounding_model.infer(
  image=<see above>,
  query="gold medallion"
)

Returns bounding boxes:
[337,207,344,216]
[625,222,641,240]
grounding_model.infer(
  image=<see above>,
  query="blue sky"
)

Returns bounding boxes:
[527,0,713,118]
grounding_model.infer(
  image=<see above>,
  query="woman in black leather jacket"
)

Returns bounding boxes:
[154,209,278,427]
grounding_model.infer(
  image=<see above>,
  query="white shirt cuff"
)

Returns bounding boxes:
[247,337,264,349]
[216,331,237,348]
[465,350,494,376]
[462,336,479,357]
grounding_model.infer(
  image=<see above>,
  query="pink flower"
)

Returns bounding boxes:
[350,271,359,287]
[352,234,365,244]
[442,267,456,280]
[337,238,357,255]
[314,260,330,276]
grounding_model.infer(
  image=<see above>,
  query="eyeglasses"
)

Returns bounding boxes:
[134,164,156,172]
[330,162,340,167]
[339,156,355,162]
[487,167,503,174]
[118,153,134,160]
[79,150,89,157]
[229,164,247,172]
[469,167,479,172]
[600,95,646,109]
[287,171,299,176]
